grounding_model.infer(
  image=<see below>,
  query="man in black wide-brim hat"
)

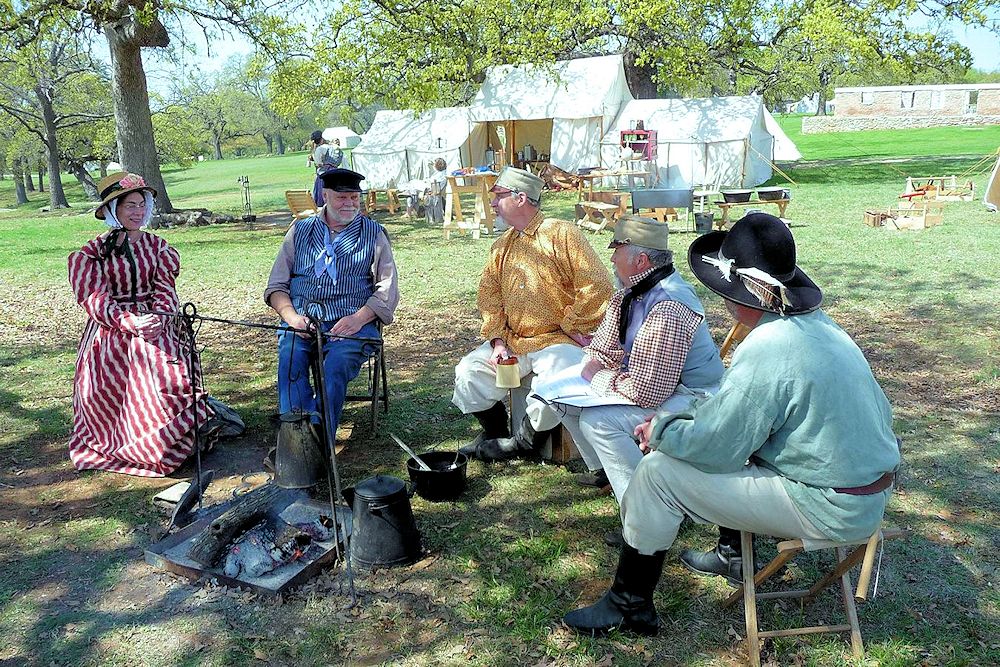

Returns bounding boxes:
[563,212,901,637]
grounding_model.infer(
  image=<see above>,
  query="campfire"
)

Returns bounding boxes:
[146,483,353,595]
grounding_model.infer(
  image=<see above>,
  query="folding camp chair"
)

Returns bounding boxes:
[285,190,319,222]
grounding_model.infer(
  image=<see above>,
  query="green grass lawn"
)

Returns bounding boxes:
[775,113,1000,161]
[1,138,998,666]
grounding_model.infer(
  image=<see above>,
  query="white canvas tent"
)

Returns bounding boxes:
[352,108,487,189]
[600,96,801,189]
[470,55,633,172]
[986,152,1000,213]
[322,126,361,148]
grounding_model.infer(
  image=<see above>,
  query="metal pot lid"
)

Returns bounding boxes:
[354,474,406,501]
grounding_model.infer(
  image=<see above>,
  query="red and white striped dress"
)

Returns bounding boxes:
[67,231,211,477]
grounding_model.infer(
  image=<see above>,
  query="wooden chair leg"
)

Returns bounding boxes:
[837,546,865,658]
[379,346,389,414]
[369,352,380,431]
[741,531,762,667]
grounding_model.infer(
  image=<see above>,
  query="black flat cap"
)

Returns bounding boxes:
[320,168,365,192]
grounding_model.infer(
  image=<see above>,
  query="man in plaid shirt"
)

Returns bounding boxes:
[562,216,724,533]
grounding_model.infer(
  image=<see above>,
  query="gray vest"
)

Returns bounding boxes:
[622,271,724,391]
[289,215,381,323]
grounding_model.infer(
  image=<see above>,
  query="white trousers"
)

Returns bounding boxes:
[452,342,583,431]
[559,385,715,503]
[620,455,829,556]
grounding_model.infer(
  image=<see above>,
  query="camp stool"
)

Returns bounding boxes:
[724,527,908,666]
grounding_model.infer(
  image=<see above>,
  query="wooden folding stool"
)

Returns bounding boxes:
[724,528,907,666]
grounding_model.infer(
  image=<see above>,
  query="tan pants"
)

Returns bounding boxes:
[620,454,829,556]
[452,342,583,431]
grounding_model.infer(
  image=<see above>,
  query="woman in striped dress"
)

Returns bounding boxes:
[67,172,213,476]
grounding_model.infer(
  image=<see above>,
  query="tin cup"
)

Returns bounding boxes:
[495,356,521,389]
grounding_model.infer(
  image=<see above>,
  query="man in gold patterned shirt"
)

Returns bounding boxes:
[454,167,614,462]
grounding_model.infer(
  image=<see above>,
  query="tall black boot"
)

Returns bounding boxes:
[563,544,666,636]
[458,402,510,456]
[679,526,749,586]
[474,415,550,462]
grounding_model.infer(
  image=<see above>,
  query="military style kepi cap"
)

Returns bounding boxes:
[609,215,669,250]
[320,168,365,192]
[492,166,544,201]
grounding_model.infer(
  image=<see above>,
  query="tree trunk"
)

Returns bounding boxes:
[25,170,35,192]
[275,133,285,155]
[623,51,658,99]
[69,162,100,200]
[38,161,45,192]
[816,69,831,116]
[105,19,174,213]
[213,135,223,160]
[100,161,108,178]
[36,84,69,208]
[12,158,28,204]
[263,133,273,153]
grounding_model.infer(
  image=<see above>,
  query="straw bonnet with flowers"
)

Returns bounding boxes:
[95,171,157,220]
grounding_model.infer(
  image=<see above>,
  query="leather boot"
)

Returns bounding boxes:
[458,402,510,457]
[474,415,551,462]
[563,544,666,636]
[679,526,748,586]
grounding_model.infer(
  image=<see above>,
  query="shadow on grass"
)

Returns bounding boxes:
[2,231,999,663]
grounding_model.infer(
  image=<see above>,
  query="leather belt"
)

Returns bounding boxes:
[834,472,895,495]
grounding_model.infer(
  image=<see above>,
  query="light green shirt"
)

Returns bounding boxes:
[649,310,900,542]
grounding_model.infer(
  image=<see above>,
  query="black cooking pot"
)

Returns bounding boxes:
[407,451,468,501]
[342,475,421,569]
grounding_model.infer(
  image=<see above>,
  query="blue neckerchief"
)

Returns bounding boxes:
[313,225,340,282]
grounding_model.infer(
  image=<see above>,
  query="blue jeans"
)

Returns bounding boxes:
[277,321,380,432]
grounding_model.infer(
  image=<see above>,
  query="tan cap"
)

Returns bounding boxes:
[609,215,669,250]
[492,166,544,200]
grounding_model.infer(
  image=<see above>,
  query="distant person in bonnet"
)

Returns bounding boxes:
[307,130,344,206]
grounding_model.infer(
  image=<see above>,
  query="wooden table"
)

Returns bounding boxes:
[444,171,498,240]
[577,170,651,200]
[715,199,790,229]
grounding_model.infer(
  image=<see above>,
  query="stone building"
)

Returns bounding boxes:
[802,83,1000,133]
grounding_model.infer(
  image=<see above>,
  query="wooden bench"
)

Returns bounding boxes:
[365,189,400,214]
[576,201,623,232]
[715,199,789,228]
[285,190,319,221]
[864,201,944,230]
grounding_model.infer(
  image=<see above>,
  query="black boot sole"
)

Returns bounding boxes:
[565,618,660,637]
[678,556,742,587]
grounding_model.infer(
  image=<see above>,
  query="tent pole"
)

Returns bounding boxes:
[599,117,604,168]
[742,138,748,186]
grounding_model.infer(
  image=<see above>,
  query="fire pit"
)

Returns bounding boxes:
[146,485,352,595]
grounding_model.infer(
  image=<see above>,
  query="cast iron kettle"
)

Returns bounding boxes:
[342,474,421,569]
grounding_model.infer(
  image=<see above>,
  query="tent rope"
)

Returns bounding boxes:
[747,142,798,185]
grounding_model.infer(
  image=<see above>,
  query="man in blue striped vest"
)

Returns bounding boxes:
[264,168,399,438]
